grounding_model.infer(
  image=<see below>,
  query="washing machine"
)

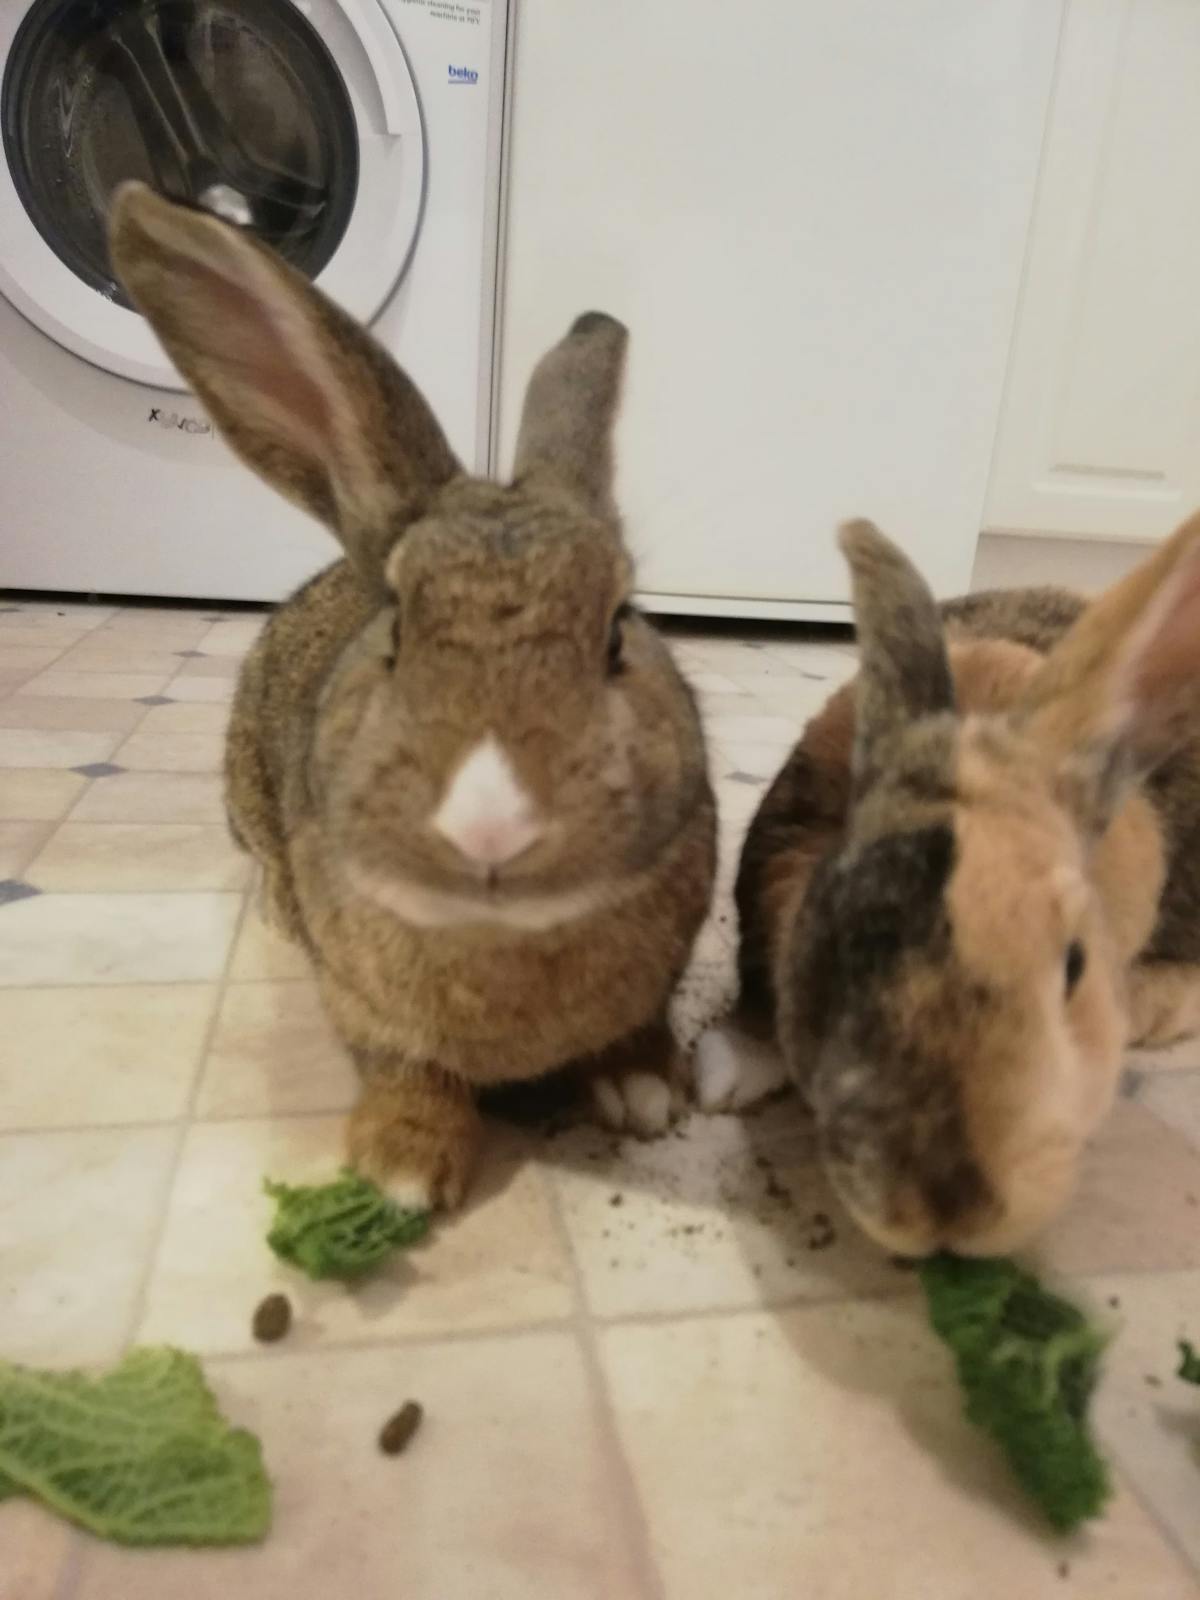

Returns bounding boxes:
[0,0,510,600]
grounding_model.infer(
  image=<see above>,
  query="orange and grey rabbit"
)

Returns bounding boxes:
[699,514,1200,1256]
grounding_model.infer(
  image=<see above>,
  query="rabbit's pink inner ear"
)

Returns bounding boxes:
[175,258,335,470]
[1018,509,1200,779]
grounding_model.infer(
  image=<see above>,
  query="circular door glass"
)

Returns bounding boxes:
[2,0,359,311]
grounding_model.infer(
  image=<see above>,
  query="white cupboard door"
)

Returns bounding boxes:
[986,0,1200,542]
[499,0,1060,616]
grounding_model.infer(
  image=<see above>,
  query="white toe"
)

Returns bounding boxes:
[591,1075,627,1130]
[695,1024,789,1112]
[622,1071,673,1137]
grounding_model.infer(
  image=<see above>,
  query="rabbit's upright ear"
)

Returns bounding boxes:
[838,520,956,796]
[1015,508,1200,830]
[108,183,461,586]
[511,313,628,519]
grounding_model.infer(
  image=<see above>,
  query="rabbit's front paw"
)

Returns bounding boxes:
[346,1070,482,1211]
[590,1066,682,1138]
[694,1023,789,1113]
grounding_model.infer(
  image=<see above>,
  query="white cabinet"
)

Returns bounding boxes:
[498,1,1061,617]
[986,0,1200,542]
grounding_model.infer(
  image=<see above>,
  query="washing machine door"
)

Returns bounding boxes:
[0,0,423,390]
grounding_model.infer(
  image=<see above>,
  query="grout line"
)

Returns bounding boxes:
[114,886,253,1357]
[542,1173,669,1600]
[202,1313,579,1367]
[1102,1454,1200,1583]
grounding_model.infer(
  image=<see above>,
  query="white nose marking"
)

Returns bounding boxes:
[431,733,545,868]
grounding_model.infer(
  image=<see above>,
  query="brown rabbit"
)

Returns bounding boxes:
[697,512,1200,1256]
[109,183,716,1210]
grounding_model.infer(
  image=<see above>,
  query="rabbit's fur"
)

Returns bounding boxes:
[701,514,1200,1257]
[109,184,715,1208]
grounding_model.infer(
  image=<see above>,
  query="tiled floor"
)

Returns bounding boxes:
[0,595,1198,1600]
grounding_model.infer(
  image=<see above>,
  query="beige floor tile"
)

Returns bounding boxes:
[115,730,224,772]
[137,1118,573,1352]
[1087,1269,1200,1572]
[166,675,236,703]
[1137,1070,1200,1150]
[68,771,224,823]
[0,769,87,821]
[1035,1099,1200,1276]
[1130,1036,1200,1073]
[716,739,793,780]
[0,1126,176,1364]
[0,695,145,733]
[136,700,230,733]
[107,604,210,626]
[0,645,63,675]
[0,625,90,651]
[736,657,855,692]
[0,820,50,876]
[229,905,312,980]
[0,985,215,1128]
[758,635,857,671]
[26,822,250,893]
[16,670,172,699]
[601,1302,1199,1600]
[549,1099,898,1319]
[0,1498,75,1600]
[96,614,213,646]
[0,729,121,769]
[75,1332,644,1600]
[0,891,242,986]
[0,669,38,695]
[200,618,266,655]
[52,644,187,677]
[196,982,357,1118]
[174,653,243,679]
[686,668,751,696]
[0,603,115,630]
[703,711,802,745]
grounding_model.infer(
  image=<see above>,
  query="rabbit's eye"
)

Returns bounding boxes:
[607,603,631,676]
[1064,940,1087,997]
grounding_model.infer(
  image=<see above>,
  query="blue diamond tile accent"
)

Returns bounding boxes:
[134,695,173,706]
[72,762,125,778]
[0,879,40,907]
[727,771,764,786]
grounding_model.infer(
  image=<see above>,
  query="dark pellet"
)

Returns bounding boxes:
[252,1292,292,1343]
[379,1400,424,1456]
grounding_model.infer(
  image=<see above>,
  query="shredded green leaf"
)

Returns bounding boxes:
[264,1169,430,1281]
[1178,1340,1200,1386]
[919,1254,1111,1533]
[0,1347,271,1545]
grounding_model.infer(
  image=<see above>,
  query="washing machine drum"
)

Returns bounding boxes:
[0,0,424,388]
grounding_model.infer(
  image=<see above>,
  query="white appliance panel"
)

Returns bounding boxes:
[498,0,1061,616]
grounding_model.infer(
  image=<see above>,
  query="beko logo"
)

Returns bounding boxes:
[448,64,478,84]
[147,407,212,436]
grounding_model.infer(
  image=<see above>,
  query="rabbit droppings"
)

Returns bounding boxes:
[698,515,1200,1258]
[108,183,716,1211]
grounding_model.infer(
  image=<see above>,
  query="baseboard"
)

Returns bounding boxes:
[971,530,1154,594]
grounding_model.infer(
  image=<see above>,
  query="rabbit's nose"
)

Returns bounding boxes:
[431,733,546,869]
